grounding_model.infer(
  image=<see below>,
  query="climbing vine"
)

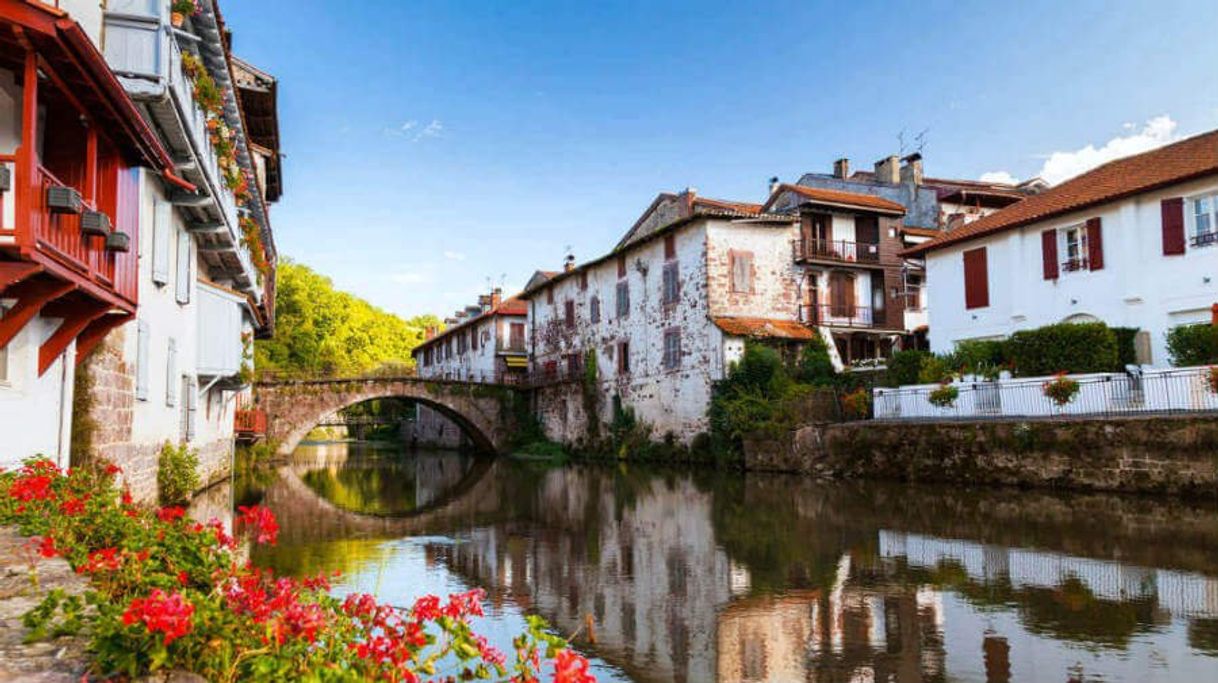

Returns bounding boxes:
[581,348,601,443]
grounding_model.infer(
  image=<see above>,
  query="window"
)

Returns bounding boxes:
[166,338,177,407]
[1060,223,1088,271]
[905,274,922,310]
[664,234,676,260]
[729,251,753,293]
[829,271,856,317]
[579,271,588,291]
[424,348,433,366]
[566,353,581,376]
[1191,194,1218,247]
[617,255,627,279]
[509,322,526,351]
[590,296,601,323]
[135,320,150,401]
[617,341,630,374]
[544,360,558,380]
[662,262,679,305]
[616,281,630,318]
[175,231,191,304]
[564,300,575,328]
[963,247,989,310]
[470,328,478,351]
[457,334,467,354]
[152,200,171,285]
[663,329,681,369]
[546,288,554,305]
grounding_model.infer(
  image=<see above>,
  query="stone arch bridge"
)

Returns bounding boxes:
[254,377,523,457]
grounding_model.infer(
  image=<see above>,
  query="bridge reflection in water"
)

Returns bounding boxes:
[233,442,1218,683]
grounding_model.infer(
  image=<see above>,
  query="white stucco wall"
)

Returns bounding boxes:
[0,317,75,469]
[926,176,1218,367]
[415,313,528,382]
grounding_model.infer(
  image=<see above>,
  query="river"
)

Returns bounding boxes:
[213,441,1218,682]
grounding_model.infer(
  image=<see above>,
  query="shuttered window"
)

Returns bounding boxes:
[152,200,171,285]
[175,231,191,303]
[135,320,150,401]
[185,376,198,442]
[1041,229,1059,280]
[617,341,630,374]
[963,247,989,310]
[616,281,630,318]
[829,271,855,317]
[1162,197,1185,255]
[662,262,679,304]
[730,251,753,293]
[589,296,601,323]
[564,300,575,327]
[166,337,177,407]
[1086,217,1104,270]
[662,328,681,369]
[664,234,676,260]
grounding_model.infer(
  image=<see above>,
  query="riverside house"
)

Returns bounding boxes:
[907,129,1218,367]
[0,0,279,501]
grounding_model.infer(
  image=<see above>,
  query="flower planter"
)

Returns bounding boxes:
[81,210,112,237]
[47,186,83,214]
[171,12,185,27]
[105,231,130,253]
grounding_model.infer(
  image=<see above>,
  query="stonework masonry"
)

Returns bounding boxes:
[744,415,1218,496]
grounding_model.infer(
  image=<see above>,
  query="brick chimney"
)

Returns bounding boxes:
[833,158,850,179]
[900,153,923,185]
[491,287,503,308]
[874,155,900,184]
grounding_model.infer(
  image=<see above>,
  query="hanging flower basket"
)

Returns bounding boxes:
[928,382,959,409]
[1042,372,1081,407]
[1206,366,1218,394]
[171,0,200,27]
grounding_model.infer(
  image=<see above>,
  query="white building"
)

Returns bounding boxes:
[413,289,530,384]
[910,129,1218,367]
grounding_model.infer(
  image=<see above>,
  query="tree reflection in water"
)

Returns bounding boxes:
[235,442,1218,683]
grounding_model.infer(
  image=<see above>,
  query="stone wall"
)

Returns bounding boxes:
[409,404,466,449]
[744,415,1218,497]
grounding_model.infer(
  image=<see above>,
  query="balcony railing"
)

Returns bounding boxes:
[793,238,880,264]
[1062,257,1089,272]
[234,409,267,440]
[498,339,528,354]
[802,303,875,328]
[1191,231,1217,248]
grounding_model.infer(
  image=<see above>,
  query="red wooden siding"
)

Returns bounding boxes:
[963,247,989,309]
[1041,229,1059,280]
[1086,217,1104,270]
[1161,197,1185,255]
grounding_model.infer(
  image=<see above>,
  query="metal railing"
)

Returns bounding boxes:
[234,408,267,436]
[793,238,880,264]
[1191,231,1218,248]
[801,303,875,328]
[873,367,1218,421]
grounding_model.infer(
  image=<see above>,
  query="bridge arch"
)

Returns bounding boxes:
[255,378,521,457]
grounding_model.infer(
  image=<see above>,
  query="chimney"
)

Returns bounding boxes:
[768,176,780,196]
[833,158,850,179]
[874,155,900,184]
[491,287,503,308]
[900,153,923,185]
[563,253,576,273]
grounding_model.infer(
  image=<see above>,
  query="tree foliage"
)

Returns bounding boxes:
[255,260,442,377]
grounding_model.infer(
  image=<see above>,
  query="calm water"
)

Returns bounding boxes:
[223,441,1218,683]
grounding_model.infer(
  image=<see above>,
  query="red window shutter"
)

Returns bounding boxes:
[1041,229,1059,280]
[963,247,989,309]
[1161,198,1185,255]
[1087,217,1104,270]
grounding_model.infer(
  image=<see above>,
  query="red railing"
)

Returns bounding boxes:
[793,238,881,264]
[235,408,268,437]
[802,303,875,328]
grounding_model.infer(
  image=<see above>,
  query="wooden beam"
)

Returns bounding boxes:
[39,299,110,376]
[0,262,42,290]
[74,312,132,365]
[0,278,76,350]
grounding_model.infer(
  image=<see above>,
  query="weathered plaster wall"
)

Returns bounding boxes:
[745,416,1218,496]
[704,220,800,320]
[417,314,527,382]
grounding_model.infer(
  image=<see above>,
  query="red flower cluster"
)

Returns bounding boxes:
[59,496,87,516]
[553,650,596,683]
[27,535,58,558]
[122,590,195,646]
[157,506,187,523]
[78,547,122,574]
[9,474,53,502]
[236,505,279,545]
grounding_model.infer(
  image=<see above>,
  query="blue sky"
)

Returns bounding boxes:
[223,0,1218,319]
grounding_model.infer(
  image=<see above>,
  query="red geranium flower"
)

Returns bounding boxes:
[157,506,186,523]
[236,505,279,545]
[553,649,595,683]
[122,589,195,646]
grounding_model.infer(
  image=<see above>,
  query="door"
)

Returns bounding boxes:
[801,213,832,257]
[854,214,880,261]
[804,273,819,323]
[829,271,855,317]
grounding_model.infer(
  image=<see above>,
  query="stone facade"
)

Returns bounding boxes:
[744,415,1218,496]
[408,404,467,449]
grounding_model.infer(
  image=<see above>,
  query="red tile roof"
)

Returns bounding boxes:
[900,226,942,238]
[413,295,527,352]
[692,197,763,215]
[762,184,906,215]
[712,317,818,341]
[908,129,1218,255]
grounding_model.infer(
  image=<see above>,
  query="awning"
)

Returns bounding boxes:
[503,356,528,368]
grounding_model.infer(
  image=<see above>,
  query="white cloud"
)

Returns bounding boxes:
[443,250,466,261]
[978,170,1019,185]
[383,120,418,138]
[980,115,1180,186]
[414,119,443,142]
[382,118,443,142]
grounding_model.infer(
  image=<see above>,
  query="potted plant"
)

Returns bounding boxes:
[1207,366,1218,394]
[1042,372,1081,408]
[171,0,200,28]
[928,381,959,409]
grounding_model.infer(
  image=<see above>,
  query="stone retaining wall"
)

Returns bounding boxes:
[744,415,1218,497]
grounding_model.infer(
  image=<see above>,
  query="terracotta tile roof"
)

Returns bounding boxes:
[900,226,942,238]
[909,129,1218,255]
[762,184,906,215]
[413,295,527,352]
[712,317,818,341]
[692,197,763,215]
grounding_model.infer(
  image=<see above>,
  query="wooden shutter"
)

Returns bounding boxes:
[1041,229,1059,280]
[1161,197,1185,255]
[186,376,198,442]
[854,214,879,244]
[175,230,191,303]
[830,271,855,316]
[165,337,177,407]
[963,247,989,309]
[135,320,150,400]
[1087,217,1104,270]
[152,200,171,285]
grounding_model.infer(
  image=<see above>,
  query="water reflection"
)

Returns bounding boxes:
[239,442,1218,683]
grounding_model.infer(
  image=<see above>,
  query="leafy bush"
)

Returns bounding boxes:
[793,336,836,385]
[918,355,953,384]
[1007,322,1118,376]
[1042,372,1081,407]
[156,442,199,506]
[949,339,1009,378]
[1207,367,1218,394]
[1166,324,1218,366]
[710,343,808,447]
[927,383,959,408]
[841,388,871,420]
[2,458,586,682]
[1111,327,1140,367]
[886,350,930,387]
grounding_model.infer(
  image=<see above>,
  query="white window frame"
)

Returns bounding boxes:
[1058,222,1089,273]
[1188,192,1218,248]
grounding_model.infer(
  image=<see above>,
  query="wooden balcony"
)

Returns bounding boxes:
[793,238,881,266]
[235,408,268,442]
[802,304,876,329]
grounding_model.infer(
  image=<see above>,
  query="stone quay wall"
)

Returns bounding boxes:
[744,415,1218,497]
